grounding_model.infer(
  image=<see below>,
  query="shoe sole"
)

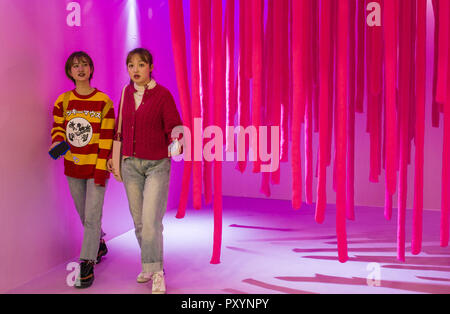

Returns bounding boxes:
[137,277,152,284]
[74,276,94,289]
[96,248,108,264]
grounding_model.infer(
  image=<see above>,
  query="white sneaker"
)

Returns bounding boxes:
[136,271,152,283]
[152,271,166,294]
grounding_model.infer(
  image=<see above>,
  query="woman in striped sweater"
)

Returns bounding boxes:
[50,51,115,289]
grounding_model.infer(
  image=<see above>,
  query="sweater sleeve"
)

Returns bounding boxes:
[94,96,115,186]
[162,91,183,142]
[51,95,66,144]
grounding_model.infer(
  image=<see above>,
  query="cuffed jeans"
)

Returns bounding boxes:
[121,157,171,273]
[66,177,106,261]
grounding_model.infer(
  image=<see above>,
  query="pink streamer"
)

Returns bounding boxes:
[168,0,192,219]
[210,0,224,265]
[280,0,290,163]
[336,0,349,263]
[436,0,450,105]
[412,0,426,255]
[397,0,413,262]
[383,0,398,220]
[225,0,235,133]
[355,0,365,113]
[442,78,450,247]
[200,0,213,205]
[260,0,274,197]
[236,0,250,174]
[190,0,202,210]
[312,0,319,133]
[305,0,315,205]
[292,0,305,210]
[432,0,440,128]
[366,0,383,183]
[346,0,356,221]
[270,0,282,185]
[316,0,332,224]
[252,0,263,174]
[441,3,450,248]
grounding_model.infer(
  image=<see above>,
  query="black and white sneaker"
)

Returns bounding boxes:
[75,260,95,289]
[96,238,108,264]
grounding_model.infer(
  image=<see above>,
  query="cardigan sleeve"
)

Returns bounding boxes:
[162,91,183,142]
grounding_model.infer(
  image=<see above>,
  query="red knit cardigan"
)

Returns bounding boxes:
[115,83,183,161]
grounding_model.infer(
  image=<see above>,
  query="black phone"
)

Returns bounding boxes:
[49,141,70,160]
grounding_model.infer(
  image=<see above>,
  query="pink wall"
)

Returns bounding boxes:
[0,0,184,293]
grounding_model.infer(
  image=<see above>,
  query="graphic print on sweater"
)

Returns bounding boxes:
[66,117,93,147]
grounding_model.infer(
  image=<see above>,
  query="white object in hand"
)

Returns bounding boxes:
[168,138,181,157]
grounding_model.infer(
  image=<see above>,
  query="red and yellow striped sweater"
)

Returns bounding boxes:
[51,89,115,186]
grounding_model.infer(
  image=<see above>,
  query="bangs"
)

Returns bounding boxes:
[126,48,153,66]
[68,52,93,67]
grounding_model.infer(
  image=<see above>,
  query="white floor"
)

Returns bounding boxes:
[7,197,450,294]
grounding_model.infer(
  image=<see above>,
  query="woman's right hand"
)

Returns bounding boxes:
[107,159,114,172]
[49,141,61,152]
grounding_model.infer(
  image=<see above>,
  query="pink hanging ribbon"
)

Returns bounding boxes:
[252,0,263,174]
[168,0,193,219]
[412,0,426,255]
[335,0,349,263]
[436,0,449,105]
[316,0,332,224]
[366,0,383,183]
[306,0,316,205]
[441,1,450,248]
[260,0,274,197]
[347,0,356,221]
[280,0,290,163]
[355,0,365,113]
[292,0,306,209]
[190,0,202,210]
[383,0,398,221]
[270,0,282,185]
[200,0,213,205]
[397,0,413,262]
[236,0,250,174]
[210,0,224,264]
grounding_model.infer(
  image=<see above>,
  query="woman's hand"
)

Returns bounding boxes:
[168,139,182,157]
[49,141,61,152]
[107,159,114,172]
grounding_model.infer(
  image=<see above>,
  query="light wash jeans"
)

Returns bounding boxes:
[121,157,171,273]
[66,177,107,261]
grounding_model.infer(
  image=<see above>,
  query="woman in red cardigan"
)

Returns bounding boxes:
[108,48,182,294]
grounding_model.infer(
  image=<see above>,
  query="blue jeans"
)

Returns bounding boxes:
[121,157,171,273]
[66,177,106,261]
